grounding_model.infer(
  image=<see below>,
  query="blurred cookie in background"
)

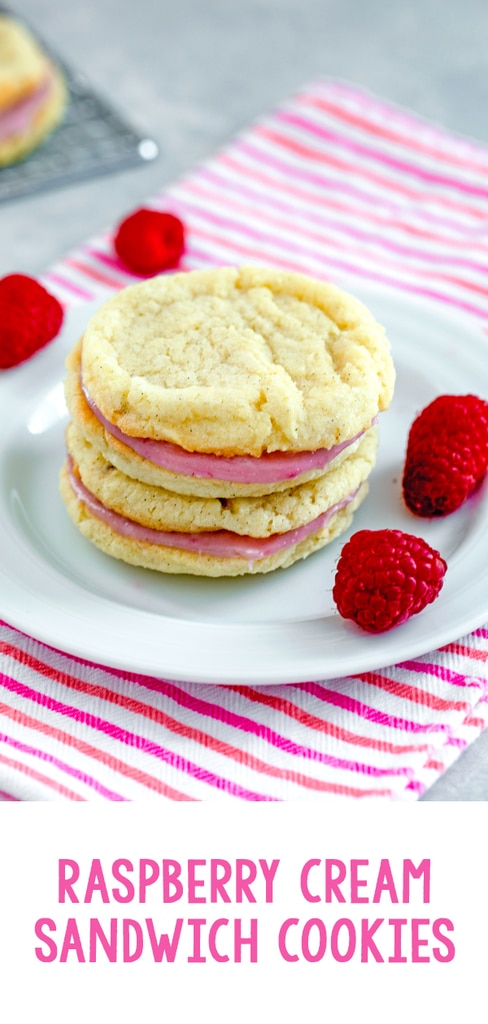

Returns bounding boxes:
[0,12,66,166]
[0,10,157,203]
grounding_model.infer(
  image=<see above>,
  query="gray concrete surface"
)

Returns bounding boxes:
[2,0,488,798]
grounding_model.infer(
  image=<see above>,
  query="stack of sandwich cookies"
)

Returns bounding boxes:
[0,14,66,167]
[60,266,395,576]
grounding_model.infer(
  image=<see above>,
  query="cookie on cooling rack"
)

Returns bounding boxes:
[0,13,67,167]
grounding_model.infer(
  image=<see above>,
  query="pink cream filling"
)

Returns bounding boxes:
[67,458,357,562]
[81,378,366,484]
[0,73,54,142]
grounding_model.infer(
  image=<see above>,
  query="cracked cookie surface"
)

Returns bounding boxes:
[80,265,395,457]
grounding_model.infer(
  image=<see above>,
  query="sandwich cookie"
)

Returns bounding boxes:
[70,265,394,497]
[0,14,67,167]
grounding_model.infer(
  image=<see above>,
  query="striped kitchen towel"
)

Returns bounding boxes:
[1,78,487,801]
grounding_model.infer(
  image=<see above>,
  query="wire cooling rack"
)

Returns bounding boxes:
[0,8,159,202]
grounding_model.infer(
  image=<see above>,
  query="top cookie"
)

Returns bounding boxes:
[0,14,51,112]
[80,265,395,457]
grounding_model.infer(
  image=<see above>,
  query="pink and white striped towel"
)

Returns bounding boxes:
[1,79,488,801]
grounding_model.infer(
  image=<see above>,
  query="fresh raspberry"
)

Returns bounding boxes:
[0,274,64,369]
[113,208,185,276]
[403,394,488,516]
[332,529,447,633]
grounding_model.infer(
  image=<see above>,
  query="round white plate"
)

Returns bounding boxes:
[0,284,487,684]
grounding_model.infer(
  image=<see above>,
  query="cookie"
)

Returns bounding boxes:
[75,266,394,495]
[0,14,67,167]
[65,337,371,498]
[81,266,393,453]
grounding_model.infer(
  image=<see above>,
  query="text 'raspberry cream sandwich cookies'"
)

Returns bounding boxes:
[0,13,67,167]
[60,266,395,577]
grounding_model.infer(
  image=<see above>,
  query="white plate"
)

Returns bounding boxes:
[0,285,487,684]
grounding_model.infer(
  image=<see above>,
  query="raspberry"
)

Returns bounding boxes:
[332,529,447,633]
[403,394,488,516]
[0,274,64,369]
[113,208,185,276]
